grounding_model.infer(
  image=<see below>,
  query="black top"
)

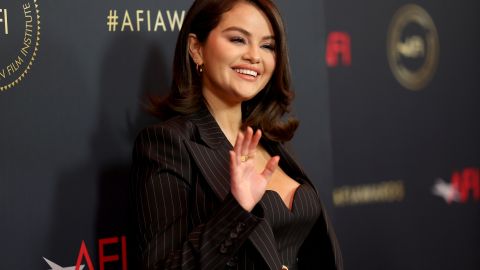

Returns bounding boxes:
[264,182,322,270]
[233,181,322,269]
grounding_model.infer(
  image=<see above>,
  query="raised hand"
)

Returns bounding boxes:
[229,127,280,212]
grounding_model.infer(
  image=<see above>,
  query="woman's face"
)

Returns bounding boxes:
[192,1,276,106]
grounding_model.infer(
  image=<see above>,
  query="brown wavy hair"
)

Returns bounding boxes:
[148,0,299,142]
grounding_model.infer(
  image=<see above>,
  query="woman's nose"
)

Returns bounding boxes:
[243,46,261,64]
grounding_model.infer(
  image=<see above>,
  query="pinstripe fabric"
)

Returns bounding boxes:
[130,107,343,270]
[261,183,322,270]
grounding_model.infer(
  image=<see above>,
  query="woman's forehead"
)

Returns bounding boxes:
[216,2,274,37]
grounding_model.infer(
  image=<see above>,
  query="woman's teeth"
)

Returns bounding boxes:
[234,69,258,77]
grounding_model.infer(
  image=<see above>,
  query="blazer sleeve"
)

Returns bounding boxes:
[131,125,262,270]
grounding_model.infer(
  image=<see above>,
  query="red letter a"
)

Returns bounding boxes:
[76,240,95,270]
[326,31,352,67]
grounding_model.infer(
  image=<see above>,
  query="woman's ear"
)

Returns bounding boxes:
[188,33,203,65]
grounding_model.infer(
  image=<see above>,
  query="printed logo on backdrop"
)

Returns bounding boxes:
[0,0,40,92]
[43,235,127,270]
[387,4,439,91]
[333,180,405,207]
[432,167,480,204]
[326,31,352,68]
[106,9,185,32]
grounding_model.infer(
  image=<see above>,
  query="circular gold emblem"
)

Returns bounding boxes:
[0,0,41,92]
[387,4,439,91]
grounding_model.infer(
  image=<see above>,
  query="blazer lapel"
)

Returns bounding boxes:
[183,108,232,201]
[247,220,283,270]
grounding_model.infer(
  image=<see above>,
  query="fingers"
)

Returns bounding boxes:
[241,127,253,157]
[249,129,261,157]
[233,132,244,165]
[261,155,280,181]
[233,127,262,163]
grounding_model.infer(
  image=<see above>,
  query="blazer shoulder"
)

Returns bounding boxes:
[132,115,197,164]
[136,114,196,143]
[132,115,196,183]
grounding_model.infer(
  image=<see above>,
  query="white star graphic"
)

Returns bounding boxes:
[432,178,460,203]
[43,257,85,270]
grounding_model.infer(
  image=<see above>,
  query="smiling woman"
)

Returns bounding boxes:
[188,3,276,107]
[130,1,343,269]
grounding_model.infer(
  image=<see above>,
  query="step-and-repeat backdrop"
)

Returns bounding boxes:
[1,0,479,269]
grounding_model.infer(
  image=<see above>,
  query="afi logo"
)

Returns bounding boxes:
[432,167,480,204]
[0,9,8,34]
[44,235,127,270]
[326,31,351,67]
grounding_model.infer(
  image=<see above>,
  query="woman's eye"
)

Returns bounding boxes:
[261,43,275,51]
[230,37,246,44]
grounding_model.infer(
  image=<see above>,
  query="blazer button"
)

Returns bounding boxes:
[236,222,246,233]
[226,260,237,267]
[219,244,228,254]
[224,239,233,247]
[229,231,238,239]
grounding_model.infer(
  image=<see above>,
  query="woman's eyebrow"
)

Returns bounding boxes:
[222,26,275,40]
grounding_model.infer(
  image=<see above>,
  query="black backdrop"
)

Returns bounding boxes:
[1,0,479,269]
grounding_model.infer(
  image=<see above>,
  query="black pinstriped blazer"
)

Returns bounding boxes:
[130,107,343,270]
